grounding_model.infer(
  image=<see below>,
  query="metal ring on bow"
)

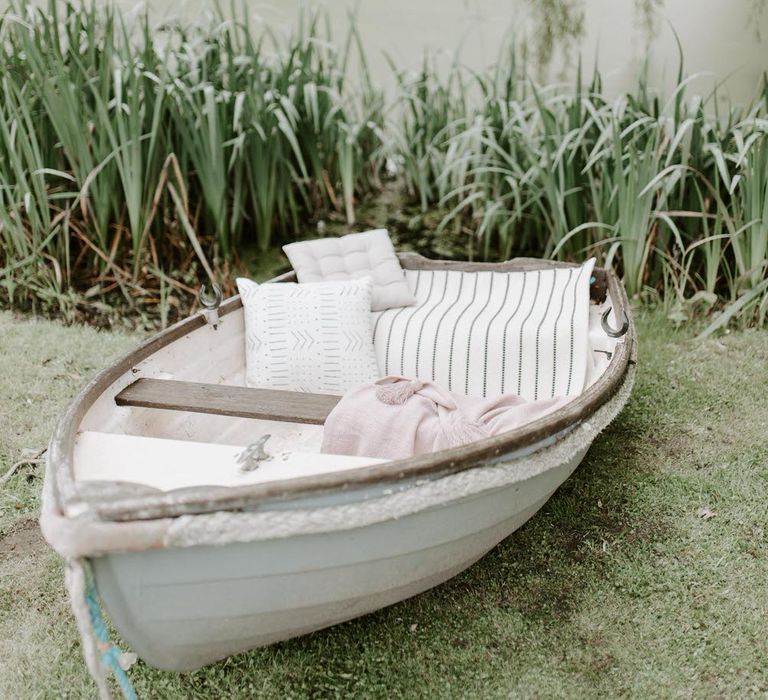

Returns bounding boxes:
[601,308,630,338]
[198,283,222,311]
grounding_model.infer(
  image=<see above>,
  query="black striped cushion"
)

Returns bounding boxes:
[371,260,595,400]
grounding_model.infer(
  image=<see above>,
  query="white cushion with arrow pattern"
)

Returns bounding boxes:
[237,276,380,395]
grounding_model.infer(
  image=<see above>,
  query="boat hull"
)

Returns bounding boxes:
[93,446,587,671]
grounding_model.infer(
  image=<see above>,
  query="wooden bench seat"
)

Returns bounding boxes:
[115,378,340,425]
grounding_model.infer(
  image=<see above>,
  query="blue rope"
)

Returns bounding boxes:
[84,565,139,700]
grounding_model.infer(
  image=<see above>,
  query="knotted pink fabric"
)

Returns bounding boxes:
[321,376,571,460]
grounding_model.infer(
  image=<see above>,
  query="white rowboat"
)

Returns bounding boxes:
[41,254,636,695]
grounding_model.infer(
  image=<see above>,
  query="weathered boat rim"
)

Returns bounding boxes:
[47,253,635,522]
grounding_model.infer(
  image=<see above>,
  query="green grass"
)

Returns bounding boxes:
[1,309,767,698]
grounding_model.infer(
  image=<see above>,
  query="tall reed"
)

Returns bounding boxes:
[0,2,766,331]
[394,47,768,328]
[0,1,384,323]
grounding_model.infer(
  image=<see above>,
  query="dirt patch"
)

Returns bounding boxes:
[0,519,46,562]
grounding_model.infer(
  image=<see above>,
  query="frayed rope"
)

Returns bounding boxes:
[84,565,138,700]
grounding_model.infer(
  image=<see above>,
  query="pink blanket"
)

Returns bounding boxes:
[321,376,571,460]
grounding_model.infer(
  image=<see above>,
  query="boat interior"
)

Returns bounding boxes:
[72,264,625,494]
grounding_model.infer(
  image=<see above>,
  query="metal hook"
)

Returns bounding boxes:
[601,308,630,338]
[236,435,272,472]
[199,283,222,329]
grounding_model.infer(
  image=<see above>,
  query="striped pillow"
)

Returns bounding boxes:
[371,260,595,400]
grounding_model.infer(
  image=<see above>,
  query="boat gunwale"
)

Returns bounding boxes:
[48,254,635,522]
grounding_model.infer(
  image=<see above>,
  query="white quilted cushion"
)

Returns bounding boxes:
[371,259,596,400]
[237,277,380,395]
[283,229,416,311]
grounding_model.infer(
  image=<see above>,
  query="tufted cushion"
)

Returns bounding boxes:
[371,259,596,400]
[237,277,380,395]
[283,229,416,311]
